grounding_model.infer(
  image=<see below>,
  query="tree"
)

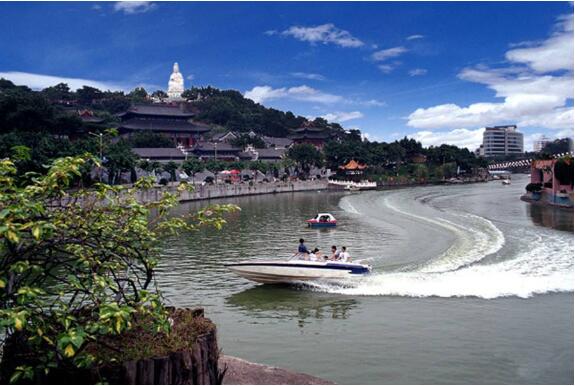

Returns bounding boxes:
[542,138,572,155]
[204,160,225,183]
[162,161,180,182]
[182,158,205,183]
[0,155,238,383]
[248,160,268,181]
[151,90,168,101]
[230,134,266,149]
[76,86,104,105]
[41,83,72,102]
[128,87,148,102]
[286,144,323,177]
[104,141,139,185]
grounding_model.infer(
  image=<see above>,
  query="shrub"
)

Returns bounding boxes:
[0,156,238,382]
[159,177,168,186]
[554,158,574,186]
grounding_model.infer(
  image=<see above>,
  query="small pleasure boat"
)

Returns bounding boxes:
[306,213,337,228]
[502,179,511,185]
[225,259,372,284]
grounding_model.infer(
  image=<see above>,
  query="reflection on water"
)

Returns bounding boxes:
[527,204,574,232]
[226,285,358,328]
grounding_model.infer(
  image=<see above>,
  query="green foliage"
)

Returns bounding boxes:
[0,155,238,382]
[204,160,225,182]
[542,138,572,155]
[287,144,323,176]
[162,161,180,182]
[104,140,139,185]
[181,158,204,182]
[128,87,148,103]
[553,157,574,186]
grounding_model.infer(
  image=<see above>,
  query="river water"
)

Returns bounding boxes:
[157,176,574,384]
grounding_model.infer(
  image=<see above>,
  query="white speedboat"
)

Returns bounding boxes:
[225,259,372,284]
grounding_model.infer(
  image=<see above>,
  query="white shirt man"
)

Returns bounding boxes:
[339,247,351,262]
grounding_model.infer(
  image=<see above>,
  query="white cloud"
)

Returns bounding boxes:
[371,46,408,61]
[506,14,573,72]
[290,72,326,81]
[409,68,428,76]
[406,34,424,41]
[244,85,342,104]
[186,74,195,81]
[279,24,364,48]
[359,99,386,107]
[320,111,364,123]
[113,1,156,15]
[408,128,486,150]
[407,13,574,132]
[378,64,395,74]
[0,71,125,91]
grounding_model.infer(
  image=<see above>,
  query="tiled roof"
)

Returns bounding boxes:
[132,148,187,159]
[256,148,286,159]
[262,136,293,148]
[120,104,196,117]
[192,141,243,152]
[119,118,211,133]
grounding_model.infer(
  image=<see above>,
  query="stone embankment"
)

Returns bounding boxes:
[220,356,334,385]
[135,179,328,203]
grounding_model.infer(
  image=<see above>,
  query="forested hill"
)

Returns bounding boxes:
[0,79,345,138]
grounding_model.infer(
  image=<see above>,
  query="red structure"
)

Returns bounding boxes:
[526,158,573,207]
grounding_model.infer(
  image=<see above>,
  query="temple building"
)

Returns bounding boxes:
[288,122,333,148]
[118,104,210,148]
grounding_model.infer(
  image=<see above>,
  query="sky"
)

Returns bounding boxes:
[0,1,573,151]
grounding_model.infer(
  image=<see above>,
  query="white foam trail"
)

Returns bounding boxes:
[338,196,361,215]
[311,230,573,299]
[382,196,505,271]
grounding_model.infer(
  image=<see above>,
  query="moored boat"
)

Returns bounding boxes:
[306,213,337,227]
[225,259,372,284]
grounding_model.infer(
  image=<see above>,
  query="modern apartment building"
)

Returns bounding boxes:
[482,125,524,157]
[533,135,552,153]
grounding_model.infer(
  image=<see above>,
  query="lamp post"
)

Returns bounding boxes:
[89,132,104,182]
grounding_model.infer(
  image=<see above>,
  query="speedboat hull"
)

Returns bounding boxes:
[307,221,337,228]
[225,260,371,284]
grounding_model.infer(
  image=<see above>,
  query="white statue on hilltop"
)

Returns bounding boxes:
[167,62,184,100]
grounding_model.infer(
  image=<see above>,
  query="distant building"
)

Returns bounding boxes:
[533,135,552,153]
[475,144,485,157]
[118,104,210,148]
[132,147,188,163]
[288,122,333,148]
[482,125,524,157]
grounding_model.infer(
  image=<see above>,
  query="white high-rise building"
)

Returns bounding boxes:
[482,125,524,157]
[533,135,552,153]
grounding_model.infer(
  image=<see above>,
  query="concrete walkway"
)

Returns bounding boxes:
[220,356,335,385]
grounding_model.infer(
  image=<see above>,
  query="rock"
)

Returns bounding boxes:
[220,355,334,385]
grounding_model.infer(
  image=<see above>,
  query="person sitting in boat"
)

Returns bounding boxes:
[294,238,310,259]
[339,246,351,262]
[328,245,340,261]
[309,247,324,261]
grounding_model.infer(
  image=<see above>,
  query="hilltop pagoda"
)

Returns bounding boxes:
[288,121,333,148]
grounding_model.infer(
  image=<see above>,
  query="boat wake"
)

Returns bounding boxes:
[322,190,574,299]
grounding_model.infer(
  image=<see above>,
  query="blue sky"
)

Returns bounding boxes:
[0,1,573,150]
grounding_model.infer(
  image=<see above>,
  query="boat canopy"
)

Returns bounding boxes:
[309,213,337,222]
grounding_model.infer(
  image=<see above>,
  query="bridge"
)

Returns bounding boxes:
[487,152,574,171]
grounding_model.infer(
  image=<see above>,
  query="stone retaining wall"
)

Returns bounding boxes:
[135,180,328,203]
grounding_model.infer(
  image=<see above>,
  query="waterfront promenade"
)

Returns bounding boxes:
[137,179,328,203]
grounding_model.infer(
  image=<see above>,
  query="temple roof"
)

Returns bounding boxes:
[288,132,332,140]
[119,104,196,118]
[291,126,330,133]
[256,148,286,159]
[262,136,293,148]
[339,160,367,170]
[132,147,187,159]
[192,141,243,153]
[119,118,211,133]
